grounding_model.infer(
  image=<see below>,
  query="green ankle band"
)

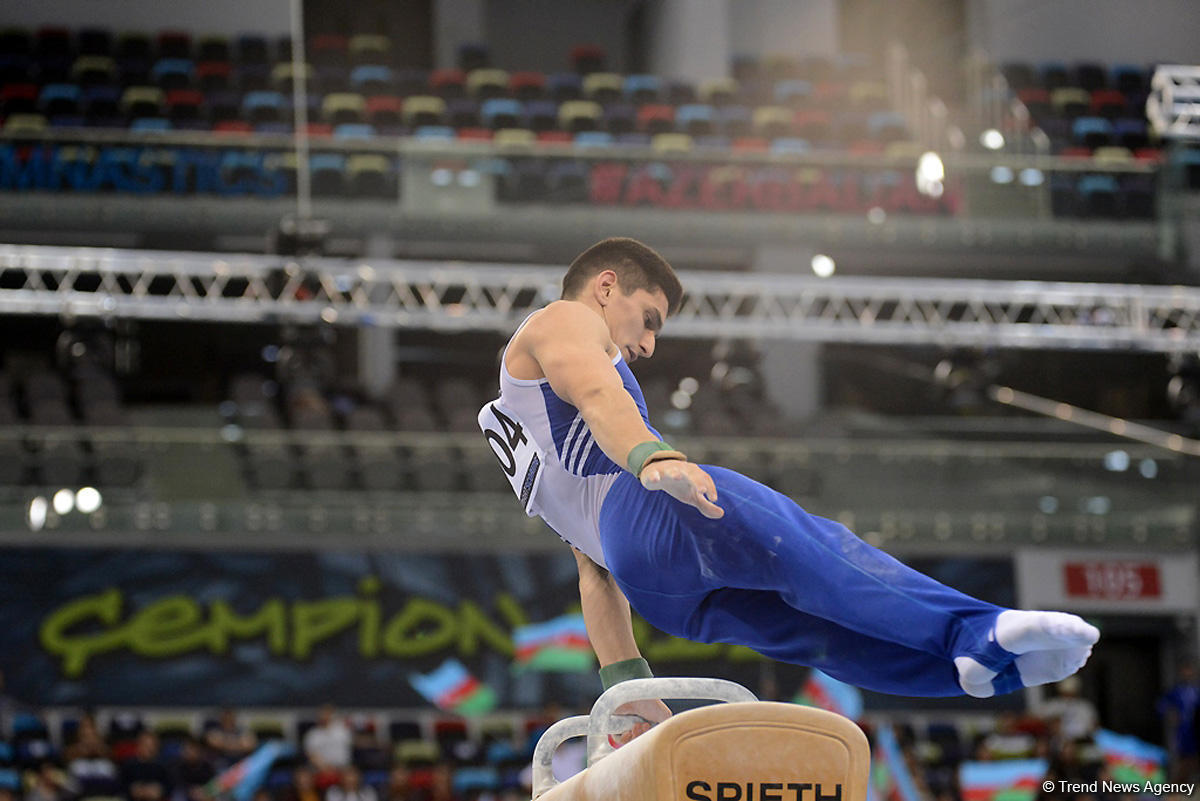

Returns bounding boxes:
[599,657,653,690]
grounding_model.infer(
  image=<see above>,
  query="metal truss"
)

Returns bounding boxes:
[2,244,1199,352]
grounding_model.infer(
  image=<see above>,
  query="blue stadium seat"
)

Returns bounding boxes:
[1072,116,1113,148]
[0,768,19,791]
[573,130,613,147]
[1077,173,1119,217]
[1111,63,1147,94]
[547,72,582,102]
[770,137,811,155]
[242,90,286,124]
[616,132,651,147]
[675,103,715,136]
[311,153,347,196]
[481,98,523,129]
[333,122,375,139]
[413,125,455,141]
[603,103,635,135]
[453,767,500,796]
[774,79,812,106]
[623,74,660,104]
[1113,117,1148,149]
[867,110,907,142]
[716,105,751,137]
[351,64,393,93]
[152,57,195,90]
[525,100,557,132]
[39,83,81,116]
[130,116,172,132]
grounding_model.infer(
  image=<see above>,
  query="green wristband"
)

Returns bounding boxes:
[627,440,673,476]
[599,657,653,690]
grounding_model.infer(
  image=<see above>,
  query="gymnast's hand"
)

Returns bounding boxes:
[640,460,724,519]
[610,698,673,746]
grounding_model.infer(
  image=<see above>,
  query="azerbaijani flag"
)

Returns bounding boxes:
[959,759,1048,801]
[1094,729,1166,784]
[206,741,290,801]
[794,669,864,720]
[512,614,594,672]
[871,724,922,801]
[410,658,497,716]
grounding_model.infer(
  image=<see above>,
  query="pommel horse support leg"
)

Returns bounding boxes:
[533,677,870,801]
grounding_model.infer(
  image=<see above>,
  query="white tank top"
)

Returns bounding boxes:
[478,310,660,568]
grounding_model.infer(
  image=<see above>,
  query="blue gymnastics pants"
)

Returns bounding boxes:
[598,465,1019,697]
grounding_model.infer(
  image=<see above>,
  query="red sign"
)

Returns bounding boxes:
[1063,561,1162,600]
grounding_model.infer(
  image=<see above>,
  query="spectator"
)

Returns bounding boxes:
[121,732,173,801]
[384,765,418,801]
[171,738,216,801]
[279,767,321,801]
[303,705,352,789]
[25,762,76,801]
[425,764,460,801]
[65,714,119,797]
[326,767,377,801]
[1158,662,1200,782]
[204,708,257,769]
[1039,676,1099,743]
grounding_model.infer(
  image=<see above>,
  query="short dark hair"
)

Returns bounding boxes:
[561,237,683,315]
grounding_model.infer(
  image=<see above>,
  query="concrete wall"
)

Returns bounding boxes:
[0,0,292,37]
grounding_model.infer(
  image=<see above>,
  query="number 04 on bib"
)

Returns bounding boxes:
[478,400,546,515]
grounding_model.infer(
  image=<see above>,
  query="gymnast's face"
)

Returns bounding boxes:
[595,271,668,363]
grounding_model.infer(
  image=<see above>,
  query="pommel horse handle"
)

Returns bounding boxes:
[532,676,758,799]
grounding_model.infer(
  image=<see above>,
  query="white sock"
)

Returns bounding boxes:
[955,656,997,698]
[994,610,1100,654]
[1015,646,1094,688]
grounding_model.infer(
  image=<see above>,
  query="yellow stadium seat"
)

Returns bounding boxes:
[401,95,447,127]
[582,72,623,103]
[558,100,602,132]
[467,68,510,98]
[3,113,48,133]
[494,128,536,148]
[651,132,693,154]
[322,92,367,124]
[699,77,739,105]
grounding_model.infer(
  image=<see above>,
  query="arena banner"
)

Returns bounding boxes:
[0,546,1014,709]
[1014,549,1200,614]
[0,143,959,214]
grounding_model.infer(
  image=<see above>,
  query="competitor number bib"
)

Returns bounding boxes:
[478,399,545,515]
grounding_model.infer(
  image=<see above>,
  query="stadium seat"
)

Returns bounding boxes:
[699,77,738,106]
[615,132,650,147]
[322,92,366,125]
[1,83,38,115]
[395,739,439,767]
[546,160,589,200]
[401,95,445,128]
[493,127,534,148]
[115,32,152,62]
[716,105,751,137]
[793,108,832,141]
[78,27,113,57]
[196,60,233,91]
[665,79,696,104]
[1072,116,1113,148]
[573,130,612,148]
[0,54,31,84]
[582,72,622,104]
[547,72,582,102]
[365,95,403,129]
[152,57,195,90]
[333,122,375,139]
[315,64,349,93]
[1113,117,1149,150]
[0,28,28,57]
[349,34,391,66]
[350,64,393,94]
[1075,61,1107,92]
[236,62,270,91]
[1077,173,1119,217]
[1040,61,1071,90]
[243,90,286,124]
[602,103,635,134]
[196,35,230,62]
[868,110,908,142]
[481,98,523,129]
[752,105,793,138]
[570,44,605,75]
[1111,64,1147,94]
[1092,146,1134,164]
[458,42,489,72]
[82,84,121,121]
[558,99,601,133]
[773,79,812,106]
[446,98,480,128]
[236,34,270,64]
[393,67,428,97]
[72,54,117,86]
[636,103,674,135]
[675,103,715,136]
[510,70,546,101]
[1089,88,1127,118]
[849,80,888,109]
[3,111,46,134]
[310,34,348,67]
[467,68,509,100]
[271,62,313,92]
[770,137,811,155]
[430,68,466,98]
[651,132,692,154]
[525,99,558,132]
[34,27,71,58]
[624,74,661,104]
[157,31,192,60]
[206,90,241,122]
[535,130,571,145]
[1050,87,1090,117]
[130,116,172,132]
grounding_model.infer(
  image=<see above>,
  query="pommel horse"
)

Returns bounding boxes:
[532,677,869,801]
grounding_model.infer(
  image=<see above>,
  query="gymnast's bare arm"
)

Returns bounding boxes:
[574,548,671,741]
[510,301,722,518]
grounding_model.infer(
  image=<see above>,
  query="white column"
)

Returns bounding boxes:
[754,246,821,421]
[432,0,486,69]
[728,0,840,58]
[358,235,397,399]
[645,0,731,81]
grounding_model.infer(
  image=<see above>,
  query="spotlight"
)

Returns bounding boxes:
[76,487,103,514]
[53,489,75,515]
[916,152,945,198]
[980,129,1005,150]
[811,254,835,278]
[28,496,48,531]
